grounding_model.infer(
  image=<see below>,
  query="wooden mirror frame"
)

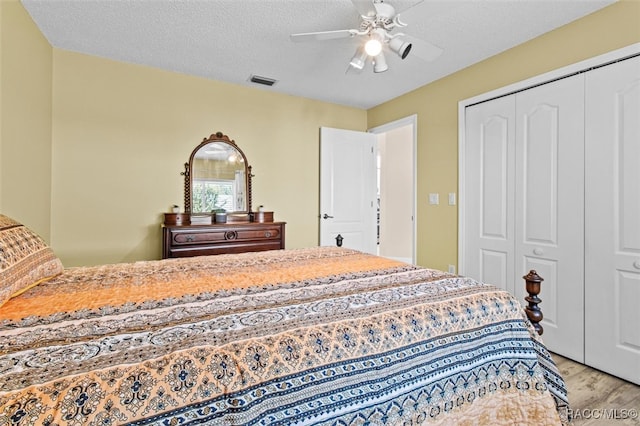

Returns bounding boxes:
[182,132,253,214]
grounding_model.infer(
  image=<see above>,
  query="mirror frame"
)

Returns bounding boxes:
[182,132,253,214]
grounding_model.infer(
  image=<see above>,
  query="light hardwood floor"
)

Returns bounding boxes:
[551,353,640,425]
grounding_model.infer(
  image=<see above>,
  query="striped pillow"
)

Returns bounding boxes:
[0,214,63,307]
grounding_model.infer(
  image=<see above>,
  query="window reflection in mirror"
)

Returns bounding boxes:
[192,142,246,213]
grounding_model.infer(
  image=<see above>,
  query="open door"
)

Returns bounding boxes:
[319,127,377,254]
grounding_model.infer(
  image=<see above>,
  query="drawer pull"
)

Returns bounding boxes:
[225,231,238,240]
[265,231,272,238]
[185,235,195,242]
[633,260,640,270]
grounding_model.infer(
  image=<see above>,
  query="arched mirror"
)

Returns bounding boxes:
[182,132,252,214]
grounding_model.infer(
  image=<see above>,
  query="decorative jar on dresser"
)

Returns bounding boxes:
[162,130,285,258]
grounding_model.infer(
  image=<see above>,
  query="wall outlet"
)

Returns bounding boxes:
[428,193,439,205]
[448,264,456,274]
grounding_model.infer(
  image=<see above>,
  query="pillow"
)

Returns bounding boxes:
[0,214,63,307]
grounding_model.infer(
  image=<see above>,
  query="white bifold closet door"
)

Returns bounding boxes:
[513,76,585,362]
[463,74,585,362]
[584,56,640,385]
[463,54,640,384]
[463,95,516,295]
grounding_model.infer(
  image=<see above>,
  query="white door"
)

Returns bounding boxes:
[319,127,377,254]
[513,75,585,362]
[462,95,516,293]
[463,75,585,361]
[585,56,640,385]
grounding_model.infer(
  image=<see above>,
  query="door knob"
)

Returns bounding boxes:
[322,214,334,219]
[533,248,544,256]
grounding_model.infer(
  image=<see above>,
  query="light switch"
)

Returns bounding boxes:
[428,193,439,205]
[448,193,456,205]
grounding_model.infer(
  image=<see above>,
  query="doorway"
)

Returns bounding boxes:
[319,116,416,264]
[370,115,416,264]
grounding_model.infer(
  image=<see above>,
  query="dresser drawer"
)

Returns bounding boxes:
[162,222,285,258]
[169,226,281,246]
[167,240,283,258]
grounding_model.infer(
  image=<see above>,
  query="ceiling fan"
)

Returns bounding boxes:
[290,0,443,73]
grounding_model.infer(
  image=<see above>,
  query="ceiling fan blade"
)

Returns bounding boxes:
[371,0,424,16]
[350,0,376,18]
[290,29,357,43]
[388,0,425,14]
[405,35,443,62]
[352,0,424,18]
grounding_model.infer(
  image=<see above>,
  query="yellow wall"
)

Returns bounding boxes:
[51,50,366,265]
[0,0,53,240]
[368,0,640,271]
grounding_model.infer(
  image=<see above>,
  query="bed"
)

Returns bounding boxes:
[0,214,569,425]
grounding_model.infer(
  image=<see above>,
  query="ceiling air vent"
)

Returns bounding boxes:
[249,75,277,86]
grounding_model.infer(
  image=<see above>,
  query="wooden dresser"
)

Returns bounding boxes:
[162,221,285,259]
[167,131,286,259]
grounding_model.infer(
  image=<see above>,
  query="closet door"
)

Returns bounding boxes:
[514,75,585,362]
[463,96,516,293]
[585,56,640,385]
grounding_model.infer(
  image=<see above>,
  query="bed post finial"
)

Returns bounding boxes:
[523,270,544,335]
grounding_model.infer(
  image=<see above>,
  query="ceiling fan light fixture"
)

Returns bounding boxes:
[364,29,385,56]
[364,38,382,56]
[373,52,388,73]
[388,36,412,59]
[289,1,442,76]
[349,46,368,70]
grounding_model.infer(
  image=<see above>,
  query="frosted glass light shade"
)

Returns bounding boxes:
[365,38,383,56]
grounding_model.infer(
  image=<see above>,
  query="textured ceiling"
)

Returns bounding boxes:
[21,0,615,109]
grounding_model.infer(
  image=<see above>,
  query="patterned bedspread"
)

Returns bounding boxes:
[0,247,569,425]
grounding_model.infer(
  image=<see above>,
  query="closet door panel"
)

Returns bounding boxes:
[585,55,640,385]
[515,75,585,362]
[522,104,558,244]
[463,96,516,293]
